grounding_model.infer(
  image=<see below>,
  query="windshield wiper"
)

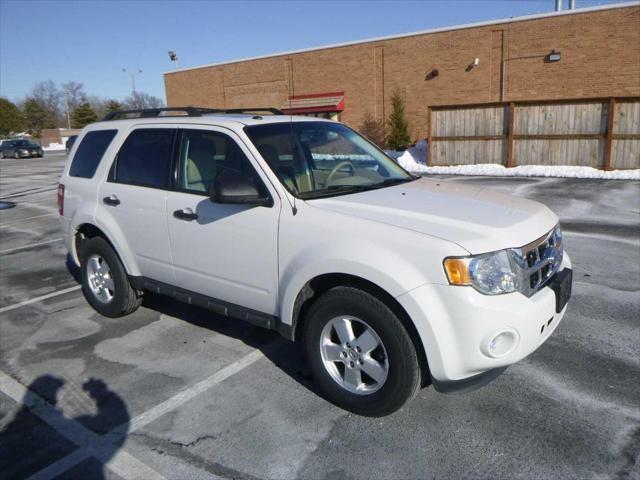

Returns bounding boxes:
[300,184,372,199]
[300,177,418,199]
[377,176,418,187]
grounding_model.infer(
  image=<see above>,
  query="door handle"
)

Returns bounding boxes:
[173,208,198,221]
[103,195,120,206]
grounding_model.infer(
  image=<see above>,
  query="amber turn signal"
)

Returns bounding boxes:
[443,258,472,285]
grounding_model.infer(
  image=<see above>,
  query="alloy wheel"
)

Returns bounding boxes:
[86,254,115,304]
[319,315,389,394]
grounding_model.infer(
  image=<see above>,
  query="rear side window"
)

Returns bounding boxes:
[113,129,175,189]
[69,130,117,178]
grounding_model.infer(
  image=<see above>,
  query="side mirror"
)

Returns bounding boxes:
[211,176,272,206]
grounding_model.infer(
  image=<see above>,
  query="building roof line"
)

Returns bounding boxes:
[164,1,640,76]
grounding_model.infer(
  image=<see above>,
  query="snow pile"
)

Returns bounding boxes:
[43,143,65,151]
[396,141,639,180]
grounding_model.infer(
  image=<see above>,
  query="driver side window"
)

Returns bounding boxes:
[178,130,254,194]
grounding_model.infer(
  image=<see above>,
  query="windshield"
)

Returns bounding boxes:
[245,121,414,199]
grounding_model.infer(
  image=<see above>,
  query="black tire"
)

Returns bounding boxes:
[304,286,421,416]
[80,236,142,317]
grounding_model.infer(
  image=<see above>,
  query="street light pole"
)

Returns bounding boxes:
[122,68,142,96]
[64,96,71,129]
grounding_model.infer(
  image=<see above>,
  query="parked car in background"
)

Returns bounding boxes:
[0,139,19,155]
[1,139,44,158]
[66,135,78,154]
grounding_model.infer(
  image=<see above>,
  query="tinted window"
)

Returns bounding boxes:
[69,130,117,178]
[114,129,174,188]
[178,130,256,194]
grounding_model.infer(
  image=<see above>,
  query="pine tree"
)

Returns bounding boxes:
[0,97,24,136]
[23,98,56,137]
[72,102,98,128]
[105,100,123,114]
[387,90,411,151]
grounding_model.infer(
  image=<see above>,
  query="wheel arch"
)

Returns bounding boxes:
[290,273,431,386]
[74,222,139,276]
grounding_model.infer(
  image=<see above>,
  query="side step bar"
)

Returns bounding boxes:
[129,276,293,340]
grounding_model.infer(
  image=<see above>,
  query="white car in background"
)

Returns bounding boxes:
[59,107,572,416]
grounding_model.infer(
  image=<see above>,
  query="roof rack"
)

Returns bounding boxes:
[102,106,284,121]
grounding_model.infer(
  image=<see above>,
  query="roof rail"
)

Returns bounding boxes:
[223,108,284,115]
[102,107,220,121]
[102,106,284,121]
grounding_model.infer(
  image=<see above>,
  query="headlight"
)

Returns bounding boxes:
[444,225,564,296]
[444,250,520,295]
[18,149,29,154]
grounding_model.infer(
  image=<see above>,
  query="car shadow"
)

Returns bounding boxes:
[66,253,321,398]
[140,292,322,398]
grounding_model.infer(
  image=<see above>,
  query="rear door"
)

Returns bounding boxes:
[165,126,280,315]
[97,126,176,283]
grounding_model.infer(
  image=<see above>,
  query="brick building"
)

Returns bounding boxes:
[165,3,638,134]
[164,3,640,168]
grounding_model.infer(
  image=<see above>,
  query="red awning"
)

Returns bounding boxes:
[281,92,345,114]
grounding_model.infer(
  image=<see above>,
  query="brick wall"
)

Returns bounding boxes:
[164,5,640,140]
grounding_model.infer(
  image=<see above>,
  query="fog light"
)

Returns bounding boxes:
[484,331,518,358]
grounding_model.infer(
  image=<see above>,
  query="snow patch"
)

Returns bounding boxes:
[394,140,639,180]
[43,143,65,151]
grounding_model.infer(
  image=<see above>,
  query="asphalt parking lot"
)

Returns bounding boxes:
[0,151,639,479]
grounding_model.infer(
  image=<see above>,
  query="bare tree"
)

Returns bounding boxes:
[60,81,87,128]
[87,95,108,120]
[360,112,387,149]
[31,80,62,125]
[124,91,164,110]
[61,82,87,112]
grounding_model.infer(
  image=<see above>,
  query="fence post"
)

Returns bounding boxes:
[506,102,515,167]
[427,106,433,167]
[603,97,616,171]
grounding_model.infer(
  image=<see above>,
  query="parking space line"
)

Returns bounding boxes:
[0,238,62,255]
[18,338,283,479]
[125,338,283,433]
[1,213,58,225]
[0,285,81,314]
[0,371,166,480]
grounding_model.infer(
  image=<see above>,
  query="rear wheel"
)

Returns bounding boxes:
[304,286,421,416]
[80,237,141,317]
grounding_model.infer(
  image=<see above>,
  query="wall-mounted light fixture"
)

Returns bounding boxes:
[545,50,561,62]
[466,57,480,72]
[425,68,439,80]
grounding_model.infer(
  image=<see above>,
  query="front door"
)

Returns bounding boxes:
[166,127,280,315]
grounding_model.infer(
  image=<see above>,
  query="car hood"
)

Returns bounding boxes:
[306,178,558,254]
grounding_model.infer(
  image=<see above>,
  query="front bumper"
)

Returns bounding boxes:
[397,254,572,384]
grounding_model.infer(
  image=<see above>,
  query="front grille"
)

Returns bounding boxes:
[515,226,563,297]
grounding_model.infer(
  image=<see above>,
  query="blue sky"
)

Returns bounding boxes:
[0,0,629,103]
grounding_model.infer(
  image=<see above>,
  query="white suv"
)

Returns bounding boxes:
[59,107,572,416]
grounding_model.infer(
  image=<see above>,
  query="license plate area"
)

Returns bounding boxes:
[549,268,572,313]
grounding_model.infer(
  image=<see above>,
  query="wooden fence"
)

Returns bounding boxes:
[426,97,640,169]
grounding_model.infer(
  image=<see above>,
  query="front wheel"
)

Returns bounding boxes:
[304,286,421,416]
[80,236,141,317]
